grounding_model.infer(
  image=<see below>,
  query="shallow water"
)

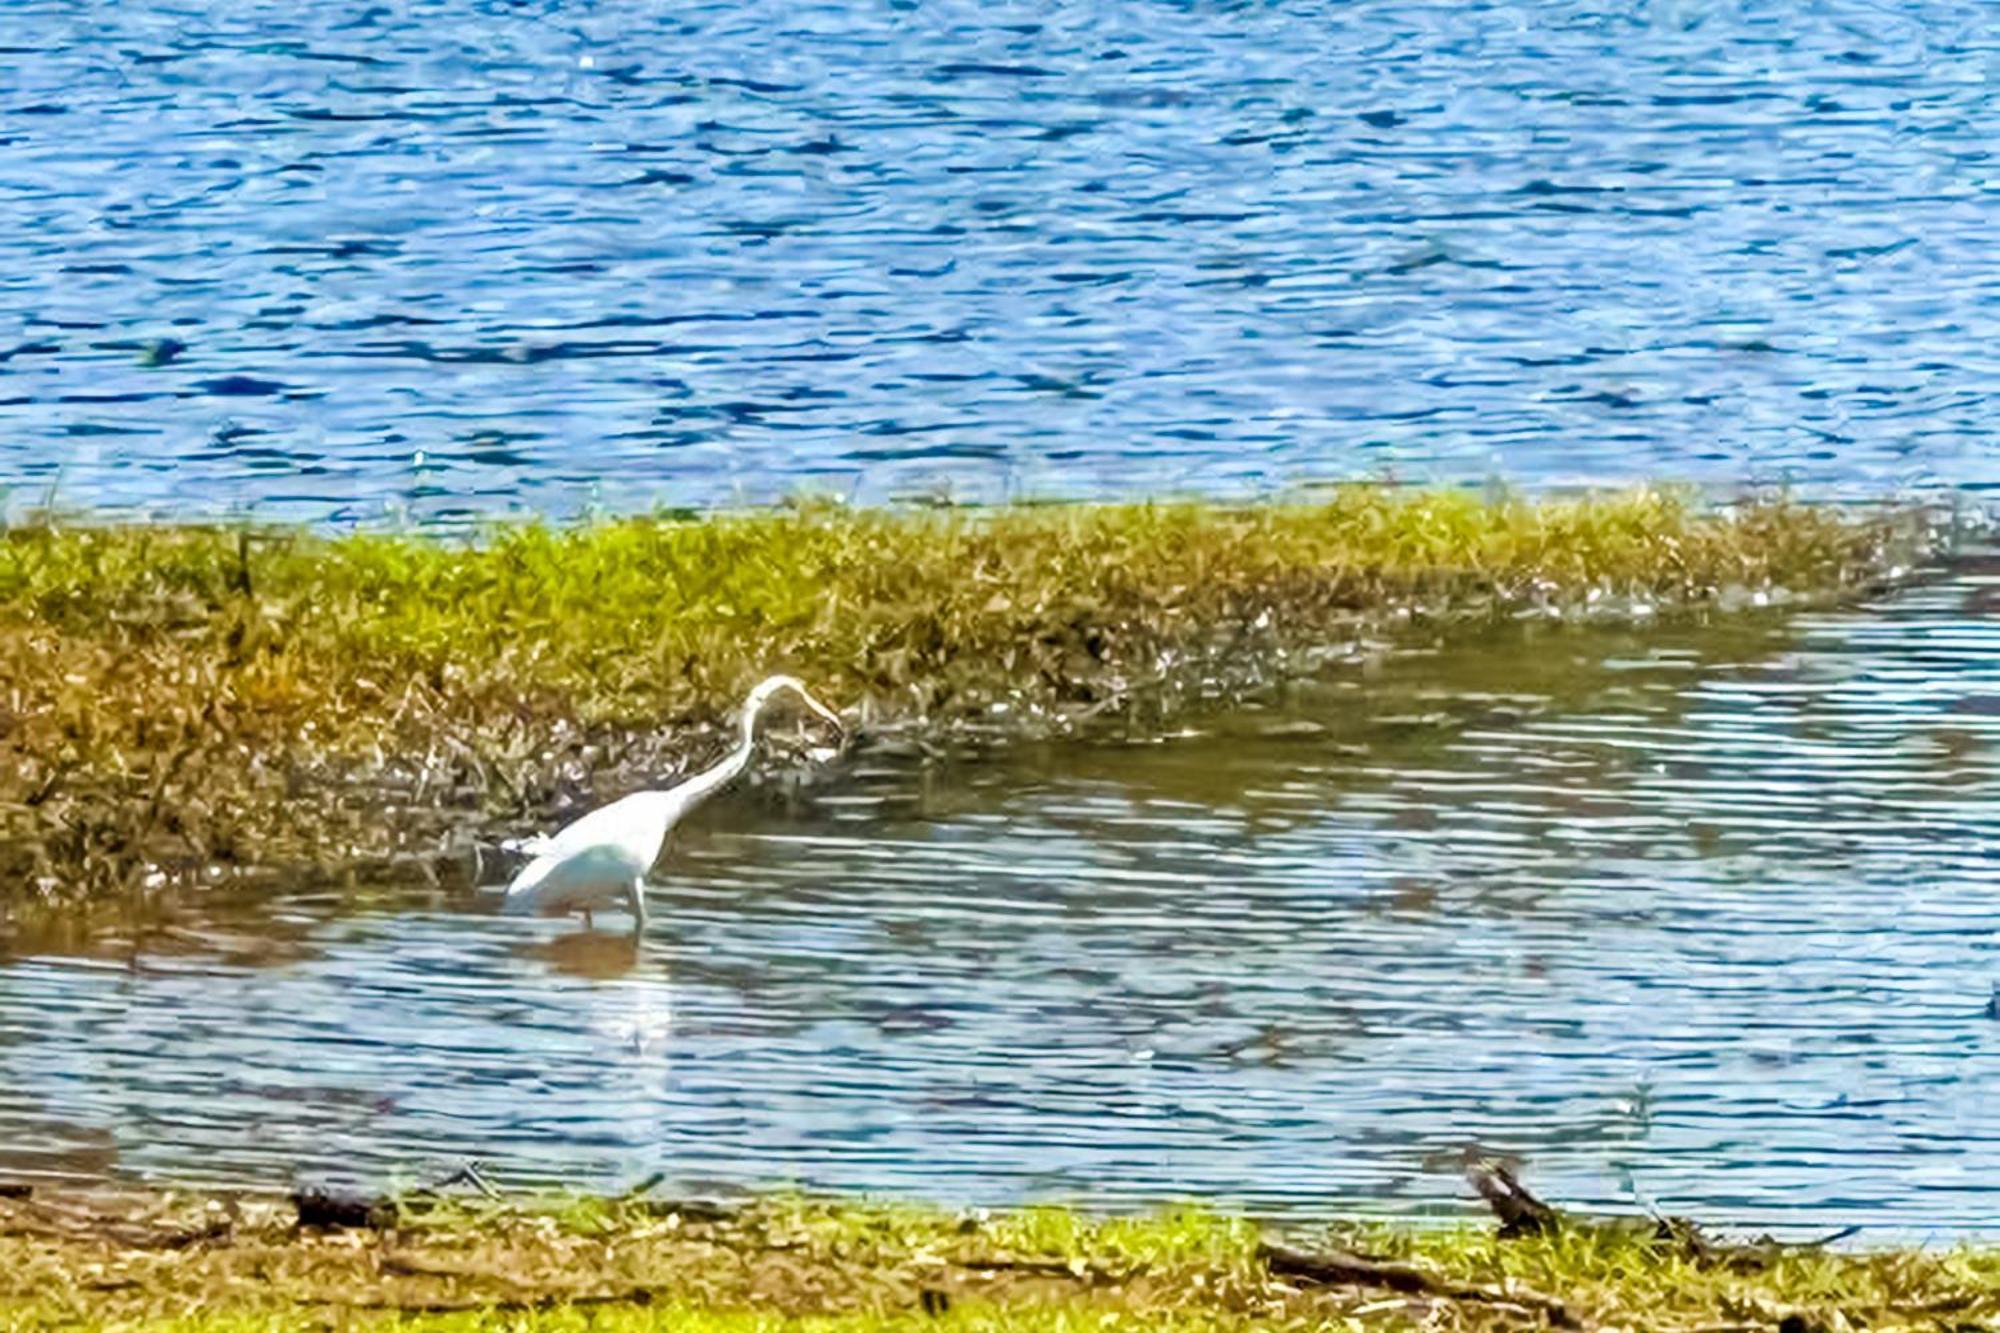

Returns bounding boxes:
[5,558,1998,1232]
[7,0,2000,520]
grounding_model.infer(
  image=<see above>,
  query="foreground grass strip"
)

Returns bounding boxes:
[2,1189,1996,1331]
[0,488,1909,907]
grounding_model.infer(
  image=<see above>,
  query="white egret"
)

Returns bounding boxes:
[501,674,844,930]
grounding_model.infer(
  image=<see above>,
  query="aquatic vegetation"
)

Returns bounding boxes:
[3,1186,1996,1330]
[0,488,1918,913]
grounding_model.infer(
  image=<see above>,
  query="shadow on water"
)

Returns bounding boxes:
[515,930,646,982]
[2,560,1999,1231]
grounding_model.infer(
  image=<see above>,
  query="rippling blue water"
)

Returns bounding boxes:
[6,0,1999,520]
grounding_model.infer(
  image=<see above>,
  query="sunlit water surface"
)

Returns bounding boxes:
[4,558,1998,1233]
[6,0,2000,518]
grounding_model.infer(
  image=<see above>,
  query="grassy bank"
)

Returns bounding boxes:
[4,1186,1994,1330]
[0,488,1914,910]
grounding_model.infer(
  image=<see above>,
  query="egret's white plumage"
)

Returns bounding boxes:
[501,675,843,929]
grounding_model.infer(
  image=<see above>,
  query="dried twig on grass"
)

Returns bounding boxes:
[317,1286,666,1315]
[1261,1241,1577,1327]
[1468,1161,1563,1238]
[957,1254,1122,1284]
[291,1187,393,1231]
[1467,1160,1868,1279]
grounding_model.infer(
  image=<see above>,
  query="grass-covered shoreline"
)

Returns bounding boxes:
[0,488,1919,912]
[5,1184,1995,1330]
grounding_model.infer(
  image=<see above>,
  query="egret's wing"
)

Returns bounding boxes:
[501,792,666,858]
[501,845,567,912]
[541,790,683,858]
[503,839,646,914]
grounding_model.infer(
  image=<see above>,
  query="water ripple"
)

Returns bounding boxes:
[4,1,2000,519]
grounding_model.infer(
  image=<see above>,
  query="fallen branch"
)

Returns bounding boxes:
[1467,1162,1864,1275]
[1261,1242,1576,1328]
[958,1254,1122,1284]
[314,1286,665,1314]
[425,1161,502,1200]
[1467,1161,1562,1238]
[292,1187,393,1231]
[293,1161,506,1231]
[1260,1244,1441,1296]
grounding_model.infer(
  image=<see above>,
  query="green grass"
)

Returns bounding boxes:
[0,487,1916,910]
[12,1306,1267,1333]
[3,1189,1995,1331]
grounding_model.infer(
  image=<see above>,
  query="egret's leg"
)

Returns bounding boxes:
[628,877,649,930]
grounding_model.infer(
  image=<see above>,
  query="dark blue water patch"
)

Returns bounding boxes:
[194,375,294,397]
[3,0,2000,521]
[847,441,1008,462]
[930,62,1060,80]
[62,422,155,437]
[617,168,697,186]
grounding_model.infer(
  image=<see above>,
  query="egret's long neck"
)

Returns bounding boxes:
[670,733,754,813]
[662,692,770,813]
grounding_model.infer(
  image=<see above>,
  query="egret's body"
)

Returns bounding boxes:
[501,791,685,923]
[501,675,842,929]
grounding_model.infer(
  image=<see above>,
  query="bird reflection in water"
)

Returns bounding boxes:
[516,929,646,981]
[511,931,675,1061]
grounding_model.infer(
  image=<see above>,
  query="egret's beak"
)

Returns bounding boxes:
[780,684,844,748]
[799,689,847,745]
